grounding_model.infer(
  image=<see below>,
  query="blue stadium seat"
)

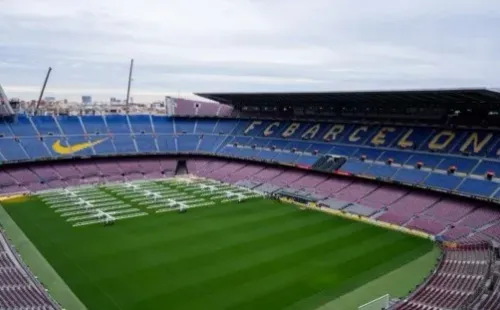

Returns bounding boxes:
[0,118,13,137]
[308,143,335,155]
[156,136,177,153]
[494,188,500,200]
[198,135,225,153]
[231,136,254,146]
[175,118,195,134]
[424,173,462,190]
[230,147,244,158]
[212,119,239,134]
[487,139,500,159]
[20,137,51,159]
[232,120,252,135]
[89,136,115,155]
[330,145,360,157]
[436,157,479,173]
[267,139,288,149]
[296,155,320,166]
[112,135,137,154]
[238,147,259,158]
[31,116,61,136]
[225,146,245,157]
[472,160,500,176]
[152,116,174,134]
[257,150,277,161]
[392,169,429,184]
[57,116,85,135]
[194,119,217,134]
[405,153,443,169]
[251,138,271,148]
[128,115,153,133]
[81,116,108,134]
[213,136,232,153]
[0,138,30,161]
[285,141,312,152]
[457,178,499,197]
[105,115,131,134]
[340,161,370,174]
[8,115,37,136]
[378,150,412,165]
[218,145,237,157]
[357,147,383,161]
[365,164,398,178]
[272,152,299,164]
[134,134,157,153]
[177,135,200,152]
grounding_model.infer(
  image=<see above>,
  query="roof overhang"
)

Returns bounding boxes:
[196,88,500,108]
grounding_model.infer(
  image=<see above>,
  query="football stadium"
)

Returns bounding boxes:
[0,87,500,310]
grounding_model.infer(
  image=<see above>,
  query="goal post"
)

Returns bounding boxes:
[358,294,390,310]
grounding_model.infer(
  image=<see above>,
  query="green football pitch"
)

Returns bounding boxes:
[1,178,438,310]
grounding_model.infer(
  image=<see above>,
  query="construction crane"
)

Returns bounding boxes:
[35,67,52,114]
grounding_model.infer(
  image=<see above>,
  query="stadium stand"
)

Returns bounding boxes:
[394,243,492,310]
[0,107,499,241]
[1,89,500,309]
[103,155,495,245]
[0,231,58,309]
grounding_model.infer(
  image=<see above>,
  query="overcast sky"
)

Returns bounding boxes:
[1,0,500,101]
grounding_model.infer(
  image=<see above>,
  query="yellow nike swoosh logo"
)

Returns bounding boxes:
[52,138,108,155]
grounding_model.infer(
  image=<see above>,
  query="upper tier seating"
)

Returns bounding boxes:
[0,115,499,202]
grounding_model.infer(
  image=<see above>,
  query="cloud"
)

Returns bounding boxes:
[1,0,500,101]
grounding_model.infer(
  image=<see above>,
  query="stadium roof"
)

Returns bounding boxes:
[197,88,500,107]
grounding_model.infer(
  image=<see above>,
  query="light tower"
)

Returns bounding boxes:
[125,58,134,113]
[35,67,52,114]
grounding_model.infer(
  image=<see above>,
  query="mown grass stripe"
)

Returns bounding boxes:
[2,180,437,310]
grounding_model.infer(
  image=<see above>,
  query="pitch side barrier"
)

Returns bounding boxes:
[275,195,434,241]
[0,192,30,202]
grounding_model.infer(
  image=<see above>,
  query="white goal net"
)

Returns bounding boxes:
[358,294,390,310]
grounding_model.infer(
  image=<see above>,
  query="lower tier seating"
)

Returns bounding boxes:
[0,232,58,309]
[394,243,491,310]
